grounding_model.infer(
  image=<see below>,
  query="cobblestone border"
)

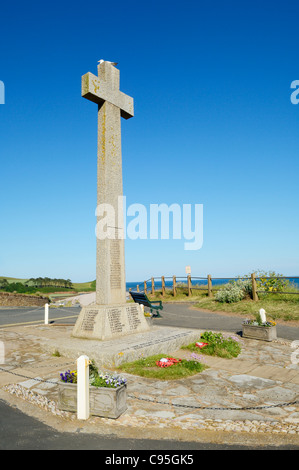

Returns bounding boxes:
[3,383,299,435]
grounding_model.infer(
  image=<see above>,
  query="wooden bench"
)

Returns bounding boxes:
[130,291,163,317]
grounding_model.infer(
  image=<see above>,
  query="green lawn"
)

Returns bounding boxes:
[118,354,207,380]
[181,331,242,359]
[73,281,95,292]
[0,276,29,284]
[194,295,299,323]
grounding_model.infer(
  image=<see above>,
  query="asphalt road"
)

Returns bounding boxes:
[154,303,299,341]
[1,399,297,451]
[0,305,81,327]
[0,303,298,341]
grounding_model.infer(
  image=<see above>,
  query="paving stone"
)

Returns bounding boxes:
[228,375,276,389]
[249,365,299,382]
[290,375,299,385]
[151,411,176,419]
[256,386,297,403]
[18,378,43,389]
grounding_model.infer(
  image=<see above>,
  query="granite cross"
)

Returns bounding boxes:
[81,61,134,306]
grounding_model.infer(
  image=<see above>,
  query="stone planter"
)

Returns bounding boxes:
[242,324,277,342]
[58,382,127,419]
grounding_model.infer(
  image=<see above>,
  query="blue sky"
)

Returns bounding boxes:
[0,0,298,282]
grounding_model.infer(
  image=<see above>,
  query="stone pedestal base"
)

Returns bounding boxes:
[72,303,150,340]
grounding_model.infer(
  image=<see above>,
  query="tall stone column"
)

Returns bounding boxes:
[72,61,150,340]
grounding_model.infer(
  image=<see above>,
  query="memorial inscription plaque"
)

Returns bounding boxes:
[82,310,99,332]
[107,307,124,334]
[126,305,142,331]
[73,303,150,340]
[110,239,122,290]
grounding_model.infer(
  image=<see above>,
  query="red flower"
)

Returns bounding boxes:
[156,357,182,368]
[195,342,208,349]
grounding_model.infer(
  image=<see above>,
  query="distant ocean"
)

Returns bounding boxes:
[126,277,299,291]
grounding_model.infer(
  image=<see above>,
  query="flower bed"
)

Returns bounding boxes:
[242,319,276,328]
[58,361,128,418]
[182,331,242,359]
[60,361,127,388]
[118,353,207,379]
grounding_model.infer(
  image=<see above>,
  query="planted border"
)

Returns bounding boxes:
[118,353,207,380]
[182,331,242,359]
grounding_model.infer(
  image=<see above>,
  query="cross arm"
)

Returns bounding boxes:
[81,72,134,120]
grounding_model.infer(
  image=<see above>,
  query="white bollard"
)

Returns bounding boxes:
[44,303,49,325]
[77,355,90,420]
[259,308,267,324]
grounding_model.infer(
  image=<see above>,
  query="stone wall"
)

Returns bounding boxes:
[0,292,49,307]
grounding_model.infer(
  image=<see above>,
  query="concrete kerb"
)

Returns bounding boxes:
[0,323,299,443]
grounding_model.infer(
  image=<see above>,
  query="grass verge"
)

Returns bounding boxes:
[118,354,207,380]
[181,332,242,359]
[194,294,299,323]
[146,288,299,323]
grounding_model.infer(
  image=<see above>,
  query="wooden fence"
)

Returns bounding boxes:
[129,274,299,301]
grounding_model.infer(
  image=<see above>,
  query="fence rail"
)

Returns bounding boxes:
[128,274,299,301]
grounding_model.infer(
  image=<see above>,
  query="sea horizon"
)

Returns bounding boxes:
[126,277,299,291]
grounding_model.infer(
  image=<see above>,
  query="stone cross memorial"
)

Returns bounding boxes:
[72,61,150,340]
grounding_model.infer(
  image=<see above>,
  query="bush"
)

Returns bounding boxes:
[0,282,37,294]
[255,270,290,293]
[215,279,250,303]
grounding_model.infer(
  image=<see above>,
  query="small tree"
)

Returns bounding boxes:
[0,279,9,290]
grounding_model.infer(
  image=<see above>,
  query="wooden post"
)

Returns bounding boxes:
[136,284,140,292]
[207,275,212,297]
[144,281,147,295]
[187,275,192,296]
[251,273,258,301]
[151,277,155,295]
[161,276,165,296]
[173,275,177,297]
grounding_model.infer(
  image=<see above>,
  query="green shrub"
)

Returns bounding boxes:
[255,270,290,293]
[215,279,250,303]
